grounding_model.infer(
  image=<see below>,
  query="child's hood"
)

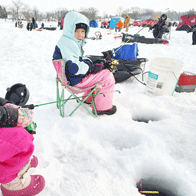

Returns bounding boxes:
[63,11,90,40]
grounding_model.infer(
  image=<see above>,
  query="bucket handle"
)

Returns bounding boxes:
[171,71,178,81]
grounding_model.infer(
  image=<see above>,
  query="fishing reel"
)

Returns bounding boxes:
[101,50,119,71]
[5,83,29,106]
[5,83,37,134]
[109,59,119,71]
[26,122,37,134]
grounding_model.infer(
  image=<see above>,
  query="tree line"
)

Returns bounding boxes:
[0,0,195,22]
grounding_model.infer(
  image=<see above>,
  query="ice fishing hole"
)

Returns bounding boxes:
[132,116,160,123]
[131,109,164,123]
[137,178,177,196]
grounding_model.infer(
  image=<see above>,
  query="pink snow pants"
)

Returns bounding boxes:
[0,127,34,184]
[75,69,115,111]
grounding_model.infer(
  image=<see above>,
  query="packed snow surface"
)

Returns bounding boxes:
[0,20,196,196]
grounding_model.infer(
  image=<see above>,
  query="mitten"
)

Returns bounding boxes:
[17,107,34,129]
[90,63,104,74]
[79,57,102,74]
[94,59,112,70]
[86,59,104,74]
[4,103,34,130]
[4,103,19,109]
[82,58,92,66]
[104,60,112,69]
[0,103,18,127]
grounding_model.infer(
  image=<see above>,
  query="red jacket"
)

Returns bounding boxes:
[61,17,64,26]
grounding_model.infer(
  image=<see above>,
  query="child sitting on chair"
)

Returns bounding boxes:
[53,11,117,115]
[0,97,45,196]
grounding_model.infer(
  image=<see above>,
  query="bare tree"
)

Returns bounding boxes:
[45,12,55,22]
[54,9,68,22]
[89,7,98,20]
[102,11,109,20]
[123,8,131,14]
[79,8,88,18]
[11,0,24,21]
[187,9,196,15]
[79,7,98,20]
[116,6,124,17]
[128,7,143,20]
[0,6,7,19]
[142,9,155,19]
[31,7,39,21]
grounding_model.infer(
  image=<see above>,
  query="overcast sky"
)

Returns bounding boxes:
[0,0,195,15]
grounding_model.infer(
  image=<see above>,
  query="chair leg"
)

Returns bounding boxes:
[91,87,101,117]
[56,80,60,109]
[56,80,68,118]
[67,87,99,118]
[66,88,91,117]
[59,89,65,117]
[56,79,100,118]
[56,80,64,117]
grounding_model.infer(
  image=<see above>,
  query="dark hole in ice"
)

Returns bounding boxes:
[137,178,177,196]
[132,116,159,123]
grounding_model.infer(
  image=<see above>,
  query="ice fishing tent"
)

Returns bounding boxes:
[89,20,98,27]
[176,15,196,31]
[101,21,108,28]
[109,17,125,29]
[109,18,121,29]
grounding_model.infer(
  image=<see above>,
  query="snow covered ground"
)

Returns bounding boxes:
[0,19,196,196]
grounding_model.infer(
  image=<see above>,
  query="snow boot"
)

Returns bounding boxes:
[94,105,117,115]
[1,158,45,196]
[1,175,45,196]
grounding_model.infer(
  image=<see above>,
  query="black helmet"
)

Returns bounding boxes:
[160,14,167,20]
[5,83,29,106]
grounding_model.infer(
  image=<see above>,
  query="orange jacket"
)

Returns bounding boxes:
[116,20,124,28]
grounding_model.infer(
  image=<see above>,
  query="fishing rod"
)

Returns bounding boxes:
[135,8,169,35]
[23,90,121,109]
[114,8,169,54]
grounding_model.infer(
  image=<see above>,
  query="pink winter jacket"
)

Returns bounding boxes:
[0,127,34,184]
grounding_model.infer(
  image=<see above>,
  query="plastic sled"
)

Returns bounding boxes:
[122,33,169,44]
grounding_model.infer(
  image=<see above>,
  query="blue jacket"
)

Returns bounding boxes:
[53,11,92,86]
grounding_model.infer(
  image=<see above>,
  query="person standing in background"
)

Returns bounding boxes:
[124,14,130,32]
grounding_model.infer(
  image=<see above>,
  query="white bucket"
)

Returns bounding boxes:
[145,57,183,96]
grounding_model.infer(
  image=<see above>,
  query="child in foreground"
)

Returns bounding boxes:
[0,97,45,196]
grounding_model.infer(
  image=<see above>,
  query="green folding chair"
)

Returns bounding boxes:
[52,59,102,118]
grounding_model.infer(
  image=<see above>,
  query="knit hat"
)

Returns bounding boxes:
[75,23,87,31]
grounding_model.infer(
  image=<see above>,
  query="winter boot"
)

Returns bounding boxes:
[1,158,45,196]
[95,105,117,115]
[1,175,45,196]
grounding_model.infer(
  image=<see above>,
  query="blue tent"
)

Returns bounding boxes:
[109,18,120,29]
[89,20,98,28]
[109,17,125,29]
